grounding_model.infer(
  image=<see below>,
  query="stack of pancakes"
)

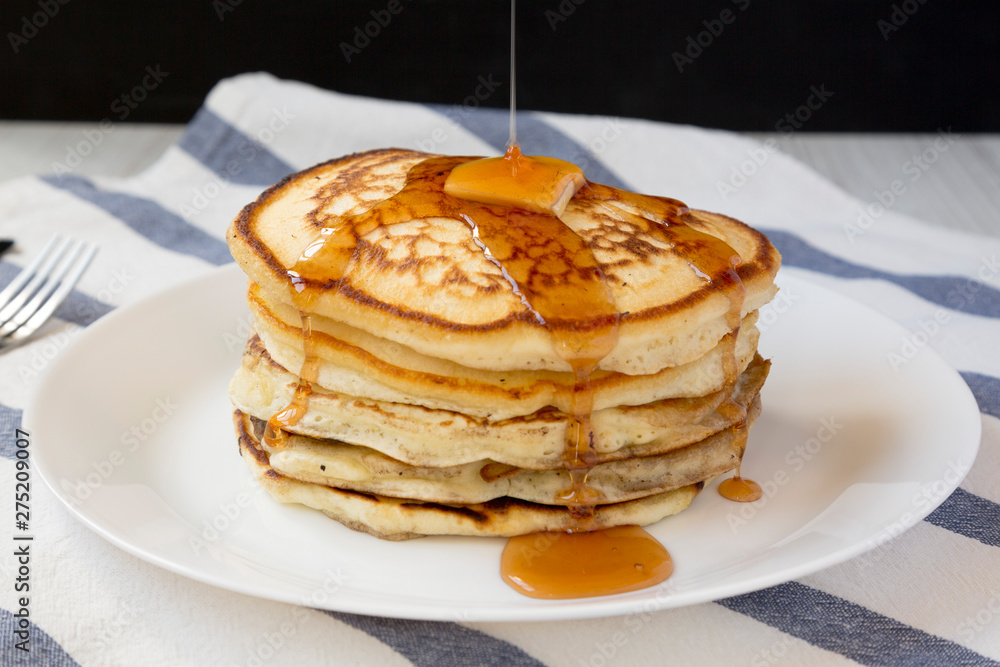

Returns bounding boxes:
[227,149,780,540]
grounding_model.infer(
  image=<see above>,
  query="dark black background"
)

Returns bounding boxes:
[3,0,998,131]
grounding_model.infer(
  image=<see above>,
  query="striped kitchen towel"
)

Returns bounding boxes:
[1,72,999,666]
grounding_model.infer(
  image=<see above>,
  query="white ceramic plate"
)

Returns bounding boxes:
[27,265,981,621]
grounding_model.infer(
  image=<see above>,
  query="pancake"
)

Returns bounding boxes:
[227,149,780,376]
[229,336,770,469]
[236,410,704,540]
[249,285,761,419]
[250,399,758,506]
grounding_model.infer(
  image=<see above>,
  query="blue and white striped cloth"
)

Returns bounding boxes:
[2,72,1000,666]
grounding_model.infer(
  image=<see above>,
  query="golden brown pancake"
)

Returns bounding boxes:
[251,401,758,506]
[227,149,780,376]
[229,337,770,469]
[248,286,762,418]
[235,410,705,540]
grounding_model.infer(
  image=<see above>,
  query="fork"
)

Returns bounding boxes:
[0,235,98,348]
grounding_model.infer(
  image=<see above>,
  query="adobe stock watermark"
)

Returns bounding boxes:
[843,127,959,243]
[946,253,1000,312]
[17,328,80,383]
[7,0,70,54]
[886,309,950,372]
[188,485,269,556]
[716,84,833,201]
[17,267,135,382]
[672,0,752,73]
[91,600,141,652]
[223,313,255,353]
[545,0,587,30]
[754,285,800,334]
[856,459,968,569]
[577,581,681,667]
[212,0,243,21]
[567,119,625,176]
[751,635,797,667]
[727,415,844,533]
[180,106,296,219]
[50,66,170,177]
[239,567,352,666]
[878,0,930,41]
[411,74,504,154]
[957,590,1000,643]
[339,0,412,63]
[59,397,179,506]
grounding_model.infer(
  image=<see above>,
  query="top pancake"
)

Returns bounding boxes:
[227,149,780,375]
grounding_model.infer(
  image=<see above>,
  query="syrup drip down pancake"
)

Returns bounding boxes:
[226,148,780,543]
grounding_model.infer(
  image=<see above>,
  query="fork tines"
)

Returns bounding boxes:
[0,235,98,347]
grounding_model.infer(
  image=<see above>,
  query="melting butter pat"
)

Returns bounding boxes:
[444,150,586,217]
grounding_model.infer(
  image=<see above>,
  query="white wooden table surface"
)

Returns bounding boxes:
[1,121,997,238]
